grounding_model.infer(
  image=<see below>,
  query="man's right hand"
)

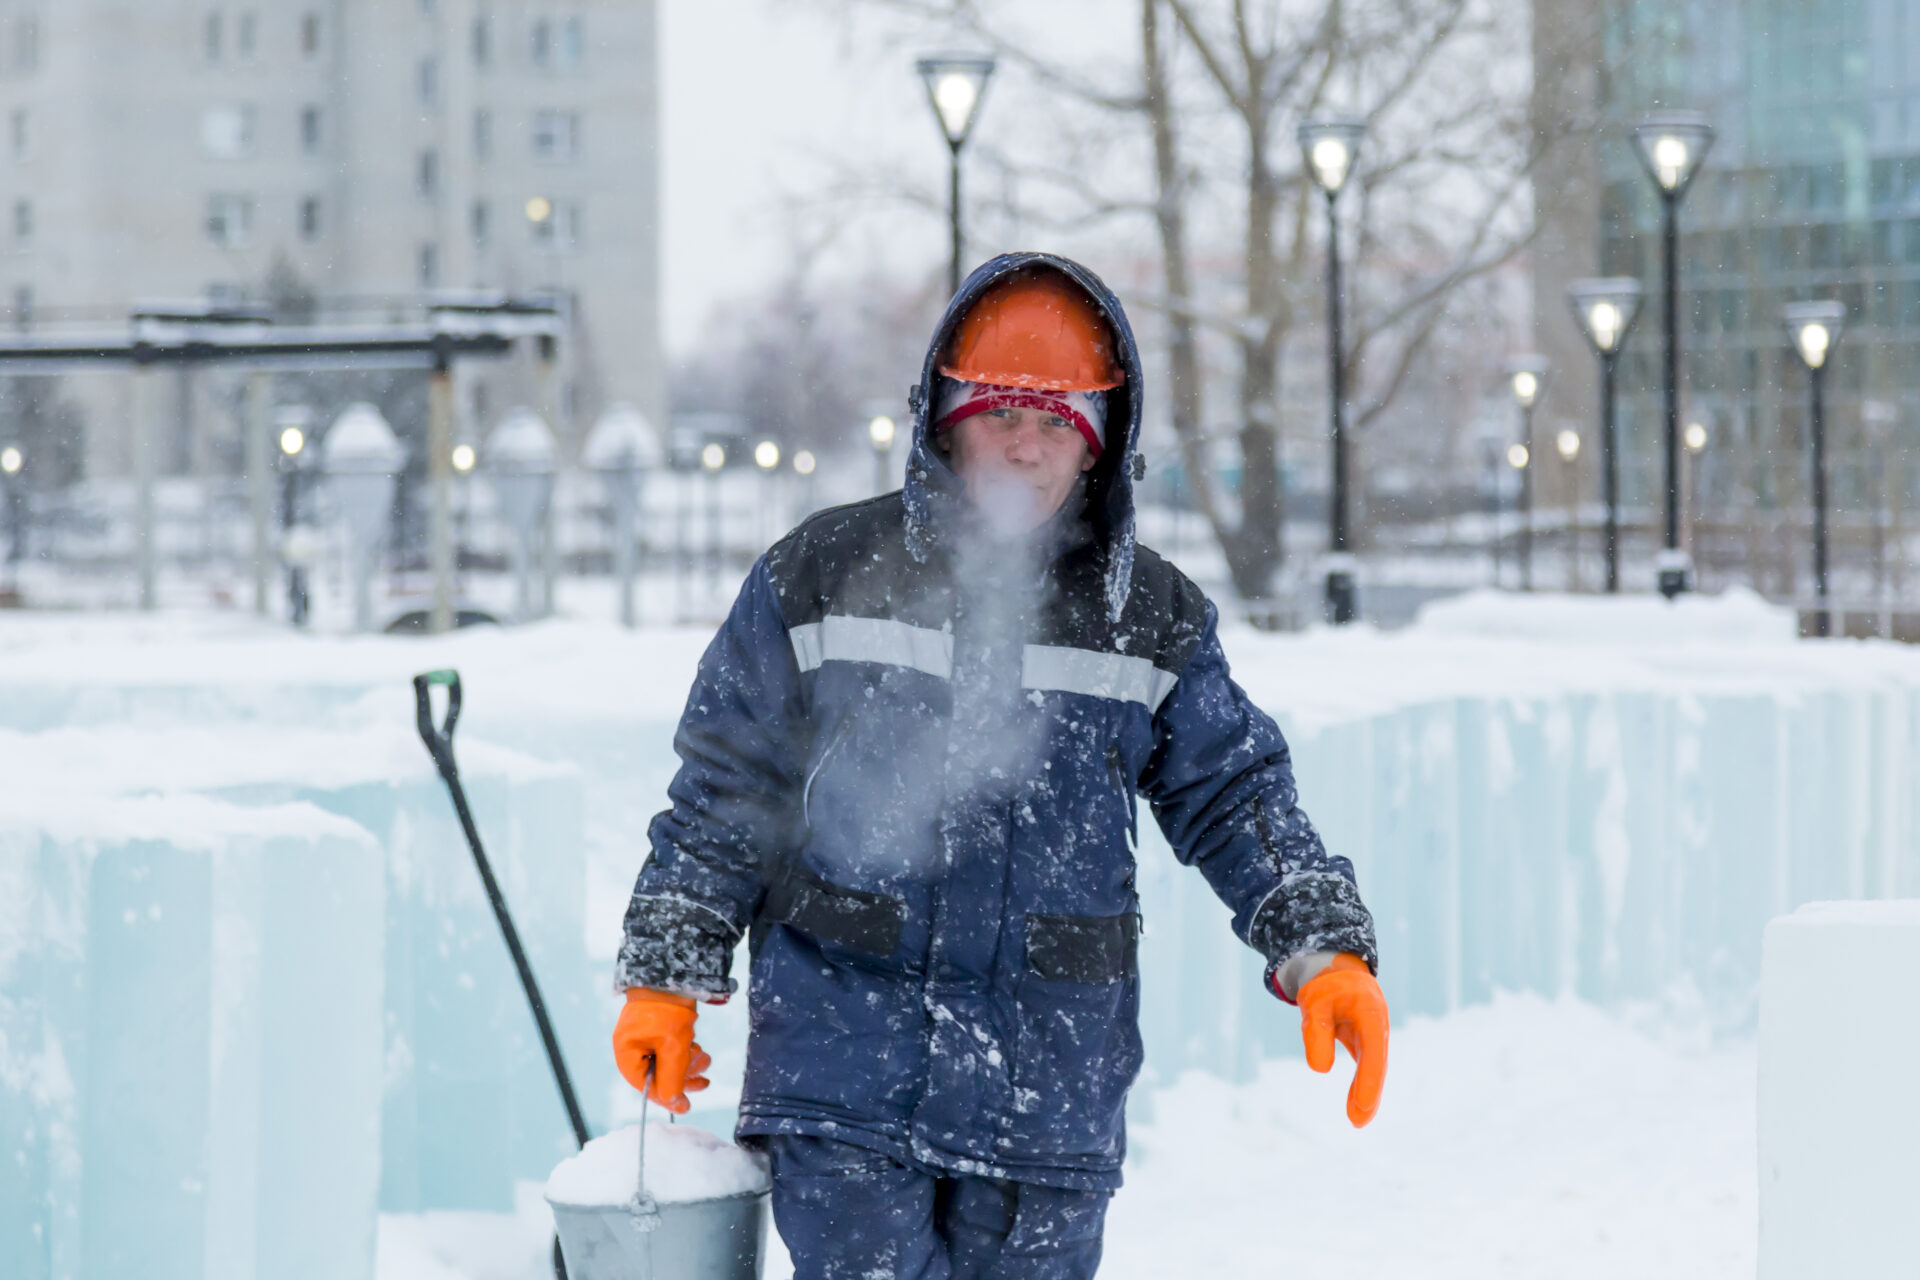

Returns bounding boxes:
[612,987,711,1114]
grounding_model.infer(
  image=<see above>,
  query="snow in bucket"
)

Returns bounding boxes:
[547,1123,770,1207]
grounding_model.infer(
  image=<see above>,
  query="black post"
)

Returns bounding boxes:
[1519,402,1535,591]
[1324,190,1356,624]
[1658,196,1687,598]
[1810,363,1830,638]
[280,459,309,627]
[1602,352,1621,594]
[948,145,964,299]
[1487,444,1502,586]
[875,444,890,496]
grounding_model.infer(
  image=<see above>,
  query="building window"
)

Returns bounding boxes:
[532,110,579,162]
[419,57,439,107]
[557,17,582,68]
[300,105,322,154]
[205,11,224,62]
[418,149,439,199]
[200,105,257,159]
[10,109,29,160]
[237,10,257,59]
[300,12,320,57]
[530,17,550,67]
[12,199,32,245]
[206,193,254,247]
[473,109,492,160]
[418,243,439,288]
[299,195,321,240]
[471,199,490,248]
[15,15,41,73]
[472,15,491,67]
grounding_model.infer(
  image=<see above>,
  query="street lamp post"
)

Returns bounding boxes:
[1568,278,1646,594]
[1556,427,1582,590]
[1631,111,1714,599]
[916,54,996,297]
[1783,300,1846,638]
[793,449,818,517]
[701,442,726,598]
[1,445,23,596]
[1507,357,1549,591]
[1298,119,1366,625]
[276,407,315,626]
[755,439,781,550]
[869,414,897,495]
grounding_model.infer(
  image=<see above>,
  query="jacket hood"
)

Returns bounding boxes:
[902,252,1145,622]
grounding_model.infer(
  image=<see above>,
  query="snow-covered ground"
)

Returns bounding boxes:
[376,992,1756,1280]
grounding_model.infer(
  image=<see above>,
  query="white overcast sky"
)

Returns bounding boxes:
[659,2,940,355]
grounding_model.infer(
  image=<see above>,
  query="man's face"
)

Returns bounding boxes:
[944,405,1096,534]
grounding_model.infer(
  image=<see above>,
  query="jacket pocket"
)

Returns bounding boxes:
[1025,911,1140,983]
[762,861,908,959]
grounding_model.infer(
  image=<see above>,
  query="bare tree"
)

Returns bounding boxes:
[815,0,1570,600]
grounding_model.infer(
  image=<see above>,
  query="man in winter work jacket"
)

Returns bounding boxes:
[612,252,1389,1279]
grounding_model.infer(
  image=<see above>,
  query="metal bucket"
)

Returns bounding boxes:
[547,1079,769,1280]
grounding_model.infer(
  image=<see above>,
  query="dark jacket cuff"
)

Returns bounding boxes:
[613,893,740,1000]
[1246,872,1379,982]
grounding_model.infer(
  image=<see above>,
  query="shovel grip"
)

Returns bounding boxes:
[412,669,463,775]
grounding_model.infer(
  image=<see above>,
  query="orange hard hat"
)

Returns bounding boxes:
[939,270,1124,392]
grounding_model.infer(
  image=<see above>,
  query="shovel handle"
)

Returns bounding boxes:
[412,669,463,775]
[638,1061,650,1198]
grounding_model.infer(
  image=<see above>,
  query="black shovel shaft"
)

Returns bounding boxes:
[413,669,593,1150]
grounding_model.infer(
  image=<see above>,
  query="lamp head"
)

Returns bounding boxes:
[1567,278,1645,355]
[1782,300,1845,370]
[1506,355,1549,408]
[793,449,817,476]
[1683,422,1708,453]
[1506,443,1530,470]
[451,443,477,473]
[1632,111,1715,198]
[525,195,553,225]
[700,442,726,472]
[754,440,781,471]
[1297,120,1366,197]
[279,426,306,457]
[869,414,897,451]
[915,54,996,149]
[0,445,20,475]
[1556,429,1581,461]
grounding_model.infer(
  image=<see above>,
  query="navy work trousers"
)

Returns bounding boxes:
[764,1135,1111,1280]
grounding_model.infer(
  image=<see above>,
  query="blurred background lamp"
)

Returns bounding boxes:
[869,414,896,450]
[1633,111,1715,196]
[915,54,996,148]
[1568,278,1644,355]
[1783,301,1844,370]
[451,443,477,473]
[793,450,816,476]
[0,446,20,475]
[1507,443,1530,470]
[279,426,306,457]
[1511,370,1539,407]
[1684,422,1709,453]
[525,195,553,225]
[701,442,726,471]
[1556,429,1581,461]
[754,440,781,471]
[1297,120,1366,196]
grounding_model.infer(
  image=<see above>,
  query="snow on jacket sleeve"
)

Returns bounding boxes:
[614,558,807,1000]
[1139,600,1378,990]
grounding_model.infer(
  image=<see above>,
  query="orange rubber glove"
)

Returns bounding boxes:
[611,988,712,1115]
[1296,953,1389,1128]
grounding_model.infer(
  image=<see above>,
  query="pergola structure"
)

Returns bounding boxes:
[0,294,564,631]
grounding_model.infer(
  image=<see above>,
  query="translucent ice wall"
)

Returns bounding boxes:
[3,597,1919,1278]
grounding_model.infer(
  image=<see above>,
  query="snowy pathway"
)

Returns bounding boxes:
[377,993,1755,1279]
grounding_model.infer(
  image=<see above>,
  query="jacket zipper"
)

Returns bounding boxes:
[1107,743,1138,853]
[803,719,853,828]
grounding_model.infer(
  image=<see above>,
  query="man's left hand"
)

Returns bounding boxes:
[1295,954,1389,1128]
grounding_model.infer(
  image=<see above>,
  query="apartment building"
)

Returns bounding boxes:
[0,0,661,477]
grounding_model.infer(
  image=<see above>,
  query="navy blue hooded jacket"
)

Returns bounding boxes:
[616,252,1377,1191]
